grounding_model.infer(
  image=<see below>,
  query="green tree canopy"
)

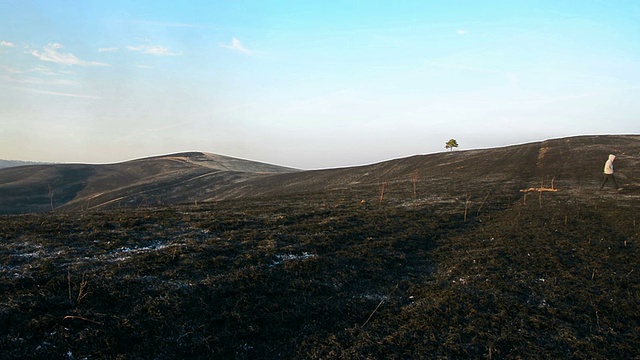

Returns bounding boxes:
[445,139,459,151]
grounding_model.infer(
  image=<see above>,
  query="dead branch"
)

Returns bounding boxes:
[519,187,558,193]
[361,298,385,328]
[361,285,398,328]
[62,315,103,326]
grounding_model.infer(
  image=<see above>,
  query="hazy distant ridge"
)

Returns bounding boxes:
[0,160,48,169]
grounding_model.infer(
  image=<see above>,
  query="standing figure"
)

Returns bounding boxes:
[600,154,618,190]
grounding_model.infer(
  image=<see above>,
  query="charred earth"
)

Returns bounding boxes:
[1,135,640,358]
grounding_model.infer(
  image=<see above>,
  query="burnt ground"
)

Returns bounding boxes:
[1,185,639,359]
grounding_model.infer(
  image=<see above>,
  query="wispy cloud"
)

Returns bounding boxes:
[1,41,16,47]
[2,64,66,76]
[126,45,182,56]
[2,84,102,99]
[98,47,119,53]
[31,43,109,66]
[456,29,468,35]
[1,65,23,74]
[220,37,252,55]
[1,74,79,86]
[27,88,103,99]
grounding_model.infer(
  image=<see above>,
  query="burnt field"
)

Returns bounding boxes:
[1,187,639,359]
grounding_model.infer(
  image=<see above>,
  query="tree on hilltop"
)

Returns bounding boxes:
[445,139,459,151]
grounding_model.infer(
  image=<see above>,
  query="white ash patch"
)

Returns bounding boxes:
[271,252,316,266]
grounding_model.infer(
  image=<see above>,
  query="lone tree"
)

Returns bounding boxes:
[445,138,459,151]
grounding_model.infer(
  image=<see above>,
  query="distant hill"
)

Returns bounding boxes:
[0,136,639,214]
[0,152,297,214]
[0,160,47,169]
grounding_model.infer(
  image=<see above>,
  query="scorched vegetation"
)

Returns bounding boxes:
[1,188,639,359]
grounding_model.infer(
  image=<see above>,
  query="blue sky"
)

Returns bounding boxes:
[1,1,639,169]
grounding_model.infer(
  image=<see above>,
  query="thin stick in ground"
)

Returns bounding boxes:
[477,190,492,216]
[412,171,419,198]
[378,180,388,206]
[464,194,471,222]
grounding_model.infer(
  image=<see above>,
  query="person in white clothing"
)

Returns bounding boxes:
[599,154,618,190]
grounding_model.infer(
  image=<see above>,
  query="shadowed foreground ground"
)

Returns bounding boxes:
[1,187,639,359]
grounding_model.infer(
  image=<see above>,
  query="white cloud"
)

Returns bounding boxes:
[1,41,16,47]
[30,65,59,75]
[457,29,468,35]
[1,74,79,86]
[126,45,182,56]
[2,65,22,74]
[26,88,103,99]
[220,37,252,55]
[3,85,102,99]
[98,47,119,53]
[31,43,109,66]
[2,65,74,78]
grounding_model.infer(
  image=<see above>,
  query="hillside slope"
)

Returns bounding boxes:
[0,152,296,214]
[213,135,640,202]
[1,135,638,214]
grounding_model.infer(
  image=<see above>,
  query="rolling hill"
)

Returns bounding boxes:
[0,152,297,214]
[1,135,639,214]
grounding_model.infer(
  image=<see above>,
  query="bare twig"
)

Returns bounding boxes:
[477,190,492,216]
[77,274,89,306]
[361,285,398,328]
[67,270,72,307]
[68,270,89,308]
[464,194,471,222]
[412,171,419,198]
[378,180,388,206]
[62,315,103,326]
[361,299,385,328]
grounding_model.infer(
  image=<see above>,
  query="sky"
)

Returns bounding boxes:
[1,1,640,169]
